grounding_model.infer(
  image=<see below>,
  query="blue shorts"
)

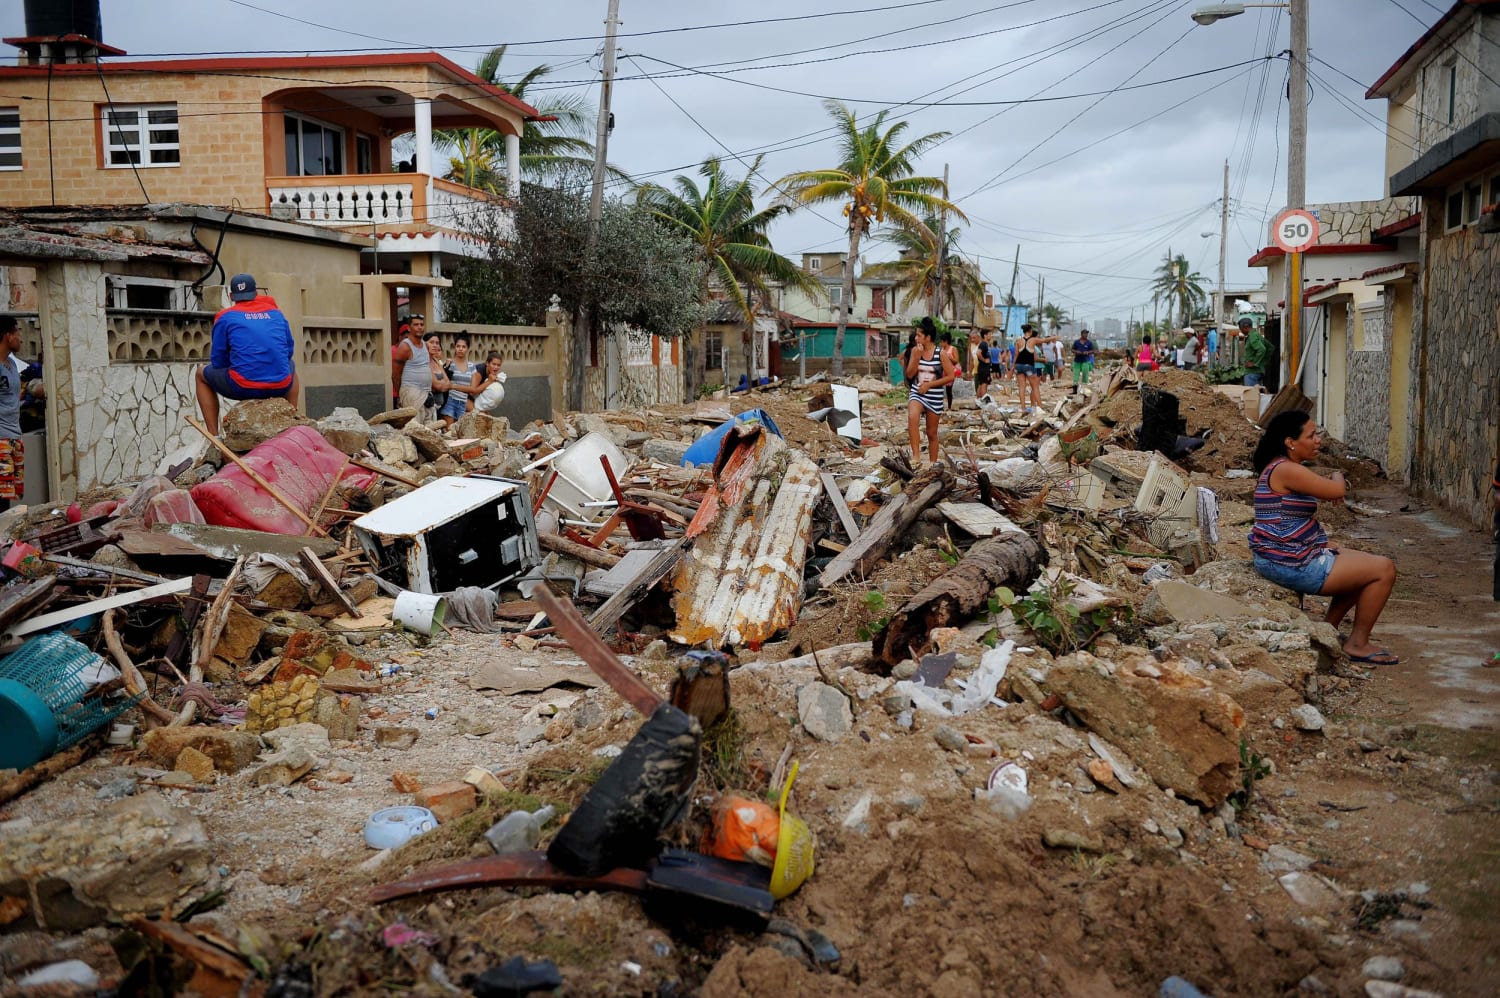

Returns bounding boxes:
[1244,373,1264,386]
[201,365,292,401]
[439,392,467,420]
[1014,364,1036,376]
[1253,550,1335,594]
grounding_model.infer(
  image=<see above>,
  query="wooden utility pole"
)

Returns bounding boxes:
[574,0,621,410]
[1215,159,1229,351]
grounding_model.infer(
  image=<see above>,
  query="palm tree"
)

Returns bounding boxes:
[1040,302,1067,331]
[864,214,985,321]
[775,101,963,375]
[635,157,819,325]
[1151,249,1209,329]
[435,46,624,191]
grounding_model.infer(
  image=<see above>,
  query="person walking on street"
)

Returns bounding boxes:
[1250,411,1398,664]
[1015,323,1059,415]
[940,330,962,409]
[1242,318,1267,386]
[1206,323,1219,366]
[194,274,299,436]
[906,318,957,465]
[1070,328,1096,393]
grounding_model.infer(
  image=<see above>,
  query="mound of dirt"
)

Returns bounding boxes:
[1092,371,1263,475]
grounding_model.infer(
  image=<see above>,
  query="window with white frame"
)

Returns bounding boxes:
[102,103,178,167]
[807,256,821,273]
[829,285,843,306]
[0,107,19,170]
[283,112,345,176]
[105,275,197,310]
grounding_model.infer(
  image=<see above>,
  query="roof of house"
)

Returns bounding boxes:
[1372,213,1422,238]
[1366,0,1498,98]
[0,212,211,264]
[0,51,542,120]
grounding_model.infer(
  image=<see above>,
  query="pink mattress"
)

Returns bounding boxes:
[191,425,373,534]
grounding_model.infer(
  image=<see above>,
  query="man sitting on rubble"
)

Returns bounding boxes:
[194,273,299,436]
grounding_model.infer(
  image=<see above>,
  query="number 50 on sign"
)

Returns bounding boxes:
[1273,209,1320,253]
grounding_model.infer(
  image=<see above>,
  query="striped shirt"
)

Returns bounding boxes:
[1249,457,1328,567]
[909,354,946,414]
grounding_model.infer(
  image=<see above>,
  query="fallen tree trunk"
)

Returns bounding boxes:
[874,526,1045,669]
[817,462,954,591]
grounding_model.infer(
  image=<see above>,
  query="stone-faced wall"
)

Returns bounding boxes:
[1344,296,1392,467]
[1414,221,1500,527]
[1279,199,1419,248]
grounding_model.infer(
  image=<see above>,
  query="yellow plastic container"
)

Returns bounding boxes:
[770,761,816,900]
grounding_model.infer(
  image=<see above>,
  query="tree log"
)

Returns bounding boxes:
[0,735,101,806]
[874,528,1045,669]
[817,462,954,590]
[539,532,623,569]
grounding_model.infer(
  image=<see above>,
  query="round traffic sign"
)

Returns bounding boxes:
[1273,209,1320,253]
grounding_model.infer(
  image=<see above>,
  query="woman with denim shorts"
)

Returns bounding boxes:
[1249,411,1399,665]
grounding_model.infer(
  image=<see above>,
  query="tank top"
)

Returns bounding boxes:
[908,351,946,412]
[1249,457,1328,567]
[1137,343,1154,366]
[1016,339,1036,366]
[399,336,431,391]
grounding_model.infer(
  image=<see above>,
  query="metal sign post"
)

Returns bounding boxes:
[1272,208,1319,385]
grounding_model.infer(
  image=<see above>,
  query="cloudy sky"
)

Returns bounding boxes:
[4,0,1445,323]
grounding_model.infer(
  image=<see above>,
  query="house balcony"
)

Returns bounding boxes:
[266,174,510,236]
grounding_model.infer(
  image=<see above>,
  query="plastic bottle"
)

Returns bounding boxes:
[484,806,556,855]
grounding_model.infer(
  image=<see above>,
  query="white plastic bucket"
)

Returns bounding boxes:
[393,591,447,636]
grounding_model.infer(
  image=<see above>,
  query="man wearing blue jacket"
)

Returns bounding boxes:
[194,273,299,436]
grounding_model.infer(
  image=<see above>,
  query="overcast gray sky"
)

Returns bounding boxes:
[5,0,1445,323]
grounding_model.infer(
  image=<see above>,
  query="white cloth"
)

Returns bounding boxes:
[474,372,508,412]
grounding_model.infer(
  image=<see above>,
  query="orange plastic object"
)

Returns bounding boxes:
[702,795,780,868]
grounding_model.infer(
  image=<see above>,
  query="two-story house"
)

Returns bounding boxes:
[1366,0,1500,527]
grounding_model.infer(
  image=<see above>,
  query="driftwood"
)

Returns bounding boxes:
[102,608,176,727]
[539,532,623,569]
[817,462,954,590]
[0,734,102,806]
[669,656,730,729]
[874,527,1045,669]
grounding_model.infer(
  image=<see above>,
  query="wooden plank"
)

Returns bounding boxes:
[298,546,362,619]
[539,531,622,569]
[328,595,395,632]
[820,472,861,542]
[588,539,688,635]
[818,464,954,591]
[5,576,195,638]
[936,501,1021,538]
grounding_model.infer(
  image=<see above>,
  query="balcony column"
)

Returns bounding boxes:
[413,97,434,224]
[505,131,521,198]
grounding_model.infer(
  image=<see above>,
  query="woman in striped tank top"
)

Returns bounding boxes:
[1250,411,1399,665]
[905,318,957,466]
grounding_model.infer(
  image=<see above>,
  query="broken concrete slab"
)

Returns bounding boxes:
[468,660,604,696]
[164,523,337,561]
[1138,580,1264,627]
[261,722,332,760]
[643,438,691,466]
[1189,559,1303,611]
[316,407,372,456]
[368,407,417,428]
[250,747,316,787]
[371,432,420,466]
[1047,651,1245,807]
[0,794,212,931]
[401,419,449,462]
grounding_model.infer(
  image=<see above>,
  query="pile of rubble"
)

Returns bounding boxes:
[0,369,1436,996]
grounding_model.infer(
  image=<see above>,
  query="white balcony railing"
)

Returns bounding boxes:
[268,178,416,225]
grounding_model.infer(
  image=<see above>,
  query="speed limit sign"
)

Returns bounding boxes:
[1273,209,1320,253]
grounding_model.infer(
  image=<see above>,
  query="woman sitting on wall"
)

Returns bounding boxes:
[1249,411,1399,664]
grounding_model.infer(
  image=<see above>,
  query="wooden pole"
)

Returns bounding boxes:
[185,416,329,537]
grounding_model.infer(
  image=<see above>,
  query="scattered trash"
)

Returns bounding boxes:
[485,805,557,855]
[364,806,439,850]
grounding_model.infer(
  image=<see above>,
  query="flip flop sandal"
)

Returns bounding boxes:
[1347,649,1400,665]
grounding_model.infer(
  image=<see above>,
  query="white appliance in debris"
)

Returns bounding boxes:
[352,476,540,595]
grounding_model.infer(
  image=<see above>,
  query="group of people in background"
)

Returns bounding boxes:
[391,314,508,426]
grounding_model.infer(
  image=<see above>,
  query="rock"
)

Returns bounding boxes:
[798,682,854,742]
[414,781,478,823]
[1207,667,1303,717]
[372,433,419,466]
[462,766,505,797]
[402,420,449,462]
[17,960,100,988]
[1189,559,1302,609]
[932,726,967,752]
[1042,828,1105,852]
[1263,844,1315,874]
[1291,704,1326,732]
[891,659,919,680]
[0,794,212,930]
[155,771,195,787]
[574,413,631,447]
[640,639,670,662]
[1278,871,1342,910]
[882,692,914,716]
[220,398,312,452]
[213,602,266,668]
[369,407,417,428]
[391,771,422,793]
[375,726,420,750]
[250,747,315,787]
[1363,984,1442,998]
[173,746,216,784]
[453,411,510,443]
[141,727,261,773]
[262,722,332,760]
[243,674,324,734]
[321,667,379,694]
[316,407,372,455]
[1046,651,1245,806]
[1361,956,1405,982]
[453,714,497,737]
[95,778,138,800]
[543,717,575,742]
[90,544,140,571]
[643,439,690,466]
[1139,580,1264,627]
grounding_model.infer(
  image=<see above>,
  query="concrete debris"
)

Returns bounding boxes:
[798,682,854,742]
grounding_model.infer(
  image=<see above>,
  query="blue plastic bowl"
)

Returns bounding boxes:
[0,677,60,771]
